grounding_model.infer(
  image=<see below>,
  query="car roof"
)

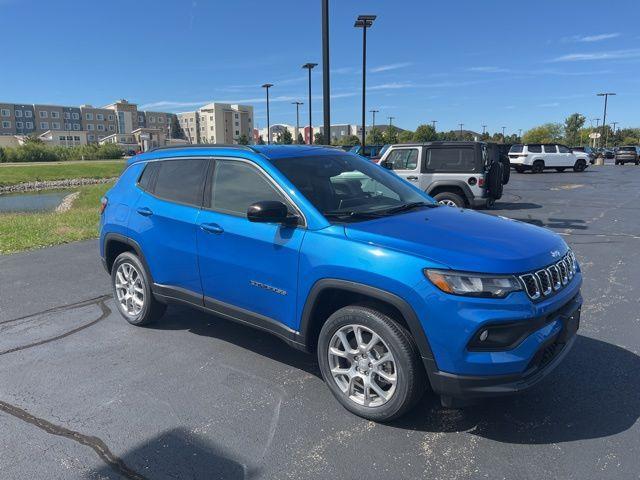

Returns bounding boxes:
[389,141,483,147]
[127,144,346,165]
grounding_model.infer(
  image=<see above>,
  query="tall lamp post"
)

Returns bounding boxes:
[431,120,437,130]
[501,126,506,142]
[370,109,379,142]
[597,92,615,148]
[292,101,303,143]
[302,63,317,144]
[387,116,395,128]
[322,0,330,145]
[261,83,273,144]
[459,123,464,138]
[481,124,487,135]
[354,14,376,147]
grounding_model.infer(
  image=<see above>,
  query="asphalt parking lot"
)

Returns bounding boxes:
[0,164,639,480]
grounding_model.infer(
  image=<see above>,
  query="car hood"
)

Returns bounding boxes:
[344,207,568,274]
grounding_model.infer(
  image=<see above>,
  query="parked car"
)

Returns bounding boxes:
[370,144,391,163]
[508,144,589,173]
[350,144,386,159]
[571,146,596,164]
[595,148,615,160]
[100,145,582,420]
[379,141,504,208]
[614,146,639,165]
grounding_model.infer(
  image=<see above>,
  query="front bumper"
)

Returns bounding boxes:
[424,293,581,399]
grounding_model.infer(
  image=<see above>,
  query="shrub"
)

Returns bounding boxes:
[0,142,124,162]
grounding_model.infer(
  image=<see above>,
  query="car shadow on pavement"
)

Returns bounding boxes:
[511,217,588,230]
[91,427,258,480]
[149,305,322,378]
[492,202,543,211]
[392,335,640,445]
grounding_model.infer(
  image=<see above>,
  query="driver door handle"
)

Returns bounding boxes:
[406,176,418,181]
[200,223,224,234]
[136,207,153,216]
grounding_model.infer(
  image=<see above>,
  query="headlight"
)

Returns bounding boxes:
[424,269,522,298]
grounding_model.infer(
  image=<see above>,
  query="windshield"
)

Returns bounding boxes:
[270,154,434,221]
[509,144,523,153]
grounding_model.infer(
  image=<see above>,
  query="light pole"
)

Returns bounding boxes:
[322,0,330,145]
[387,116,395,128]
[292,101,303,143]
[611,121,619,145]
[431,120,437,130]
[261,83,273,144]
[481,124,487,135]
[355,14,376,147]
[518,129,522,141]
[370,109,379,142]
[459,123,464,138]
[597,92,616,148]
[302,63,317,144]
[501,126,506,142]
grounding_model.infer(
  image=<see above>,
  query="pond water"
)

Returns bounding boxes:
[0,190,71,214]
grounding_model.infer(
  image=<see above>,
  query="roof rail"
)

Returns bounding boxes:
[148,144,257,153]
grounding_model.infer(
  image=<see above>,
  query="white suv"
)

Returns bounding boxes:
[508,144,589,173]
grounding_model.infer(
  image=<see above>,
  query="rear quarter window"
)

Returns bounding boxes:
[426,147,476,172]
[152,158,208,206]
[527,144,542,153]
[509,144,523,153]
[137,162,158,191]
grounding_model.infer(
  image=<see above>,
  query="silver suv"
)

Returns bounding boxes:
[379,141,505,208]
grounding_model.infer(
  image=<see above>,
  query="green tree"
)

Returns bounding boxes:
[237,134,249,145]
[383,126,399,144]
[522,123,564,144]
[337,135,361,146]
[564,113,586,146]
[313,132,323,144]
[281,129,293,144]
[368,127,384,145]
[398,130,414,143]
[297,132,304,144]
[413,124,437,142]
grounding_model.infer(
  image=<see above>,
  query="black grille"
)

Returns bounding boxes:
[521,274,540,299]
[536,270,552,296]
[519,251,578,300]
[548,265,561,290]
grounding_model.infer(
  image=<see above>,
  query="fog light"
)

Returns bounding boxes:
[479,330,489,342]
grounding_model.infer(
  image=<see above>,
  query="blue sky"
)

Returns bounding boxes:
[1,0,639,134]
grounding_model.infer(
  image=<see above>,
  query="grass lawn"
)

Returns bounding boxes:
[0,160,125,187]
[0,183,113,254]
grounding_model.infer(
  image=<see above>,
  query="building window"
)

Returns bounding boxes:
[52,122,61,129]
[16,121,24,129]
[73,124,80,130]
[235,113,239,119]
[15,110,23,117]
[85,113,93,120]
[40,122,48,129]
[149,117,155,123]
[51,111,60,118]
[26,121,33,129]
[108,125,115,131]
[138,115,144,122]
[97,124,105,131]
[71,112,79,120]
[235,130,239,136]
[74,136,80,141]
[96,113,104,121]
[108,114,114,121]
[58,136,65,141]
[64,112,70,119]
[2,121,11,128]
[1,109,10,117]
[209,116,214,121]
[158,117,164,123]
[88,134,95,141]
[86,124,95,130]
[39,111,48,118]
[235,121,239,126]
[25,110,32,118]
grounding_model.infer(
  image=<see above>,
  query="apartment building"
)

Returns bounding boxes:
[79,105,117,143]
[177,103,254,144]
[177,111,200,143]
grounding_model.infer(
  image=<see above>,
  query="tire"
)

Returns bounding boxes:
[573,159,586,172]
[111,251,166,326]
[433,191,465,208]
[635,161,639,166]
[531,160,544,173]
[555,168,566,172]
[317,305,425,422]
[514,166,525,173]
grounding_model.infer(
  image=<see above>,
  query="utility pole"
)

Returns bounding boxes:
[370,109,379,142]
[597,92,616,148]
[355,14,376,147]
[481,124,487,135]
[459,123,464,138]
[388,116,395,128]
[431,120,437,130]
[501,126,506,142]
[261,83,273,144]
[302,63,317,144]
[292,101,303,143]
[321,0,330,145]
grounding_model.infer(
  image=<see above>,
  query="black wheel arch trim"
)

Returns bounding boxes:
[103,233,154,284]
[299,279,436,364]
[426,180,474,203]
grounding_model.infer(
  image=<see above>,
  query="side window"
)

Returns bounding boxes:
[153,159,208,206]
[543,144,557,153]
[385,149,419,170]
[558,145,570,153]
[137,163,158,191]
[427,148,476,172]
[528,144,542,153]
[210,160,287,216]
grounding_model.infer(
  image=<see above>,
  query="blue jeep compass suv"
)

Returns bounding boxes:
[100,145,582,421]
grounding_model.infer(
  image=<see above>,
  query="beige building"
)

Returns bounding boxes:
[177,103,254,144]
[38,130,89,146]
[80,105,118,143]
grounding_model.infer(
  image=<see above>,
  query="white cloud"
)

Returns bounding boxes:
[551,49,640,62]
[139,100,211,110]
[564,33,621,43]
[370,62,413,73]
[467,66,510,73]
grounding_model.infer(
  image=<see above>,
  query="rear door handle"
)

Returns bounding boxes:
[406,176,418,181]
[200,223,224,234]
[136,207,153,216]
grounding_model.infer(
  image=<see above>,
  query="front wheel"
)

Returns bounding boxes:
[573,159,587,172]
[531,161,544,173]
[111,251,166,326]
[317,306,425,422]
[433,191,465,208]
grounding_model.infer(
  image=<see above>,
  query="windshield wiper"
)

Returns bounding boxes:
[381,201,438,214]
[323,210,385,220]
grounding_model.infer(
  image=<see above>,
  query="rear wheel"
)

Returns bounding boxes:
[111,252,166,326]
[317,305,425,422]
[555,167,566,172]
[573,159,587,172]
[531,160,544,173]
[433,191,465,208]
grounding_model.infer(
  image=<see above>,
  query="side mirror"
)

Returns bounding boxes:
[247,200,298,226]
[380,160,393,170]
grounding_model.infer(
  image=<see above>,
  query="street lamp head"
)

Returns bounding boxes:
[302,63,318,70]
[292,101,303,106]
[261,83,273,89]
[354,15,376,28]
[597,92,616,96]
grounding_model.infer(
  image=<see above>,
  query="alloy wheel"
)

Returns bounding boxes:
[438,199,458,207]
[115,262,145,316]
[327,324,397,407]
